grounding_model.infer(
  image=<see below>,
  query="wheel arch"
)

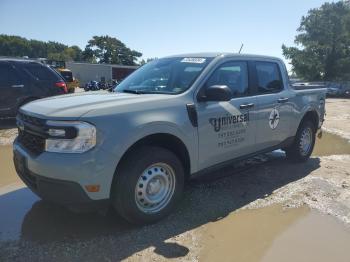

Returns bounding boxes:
[298,110,319,133]
[114,133,192,182]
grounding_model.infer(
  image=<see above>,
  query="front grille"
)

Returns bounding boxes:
[17,112,46,127]
[17,112,46,156]
[17,130,45,156]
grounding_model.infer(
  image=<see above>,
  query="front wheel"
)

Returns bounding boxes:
[285,120,316,162]
[111,146,184,224]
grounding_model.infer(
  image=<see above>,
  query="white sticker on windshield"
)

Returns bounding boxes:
[181,57,206,64]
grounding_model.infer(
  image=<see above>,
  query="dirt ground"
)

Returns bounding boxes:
[0,120,17,146]
[0,98,350,261]
[323,98,350,140]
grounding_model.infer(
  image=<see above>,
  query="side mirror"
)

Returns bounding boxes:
[198,85,233,102]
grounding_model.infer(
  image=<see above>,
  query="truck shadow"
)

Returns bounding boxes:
[1,152,320,260]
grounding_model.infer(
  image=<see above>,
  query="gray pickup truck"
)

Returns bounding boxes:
[13,53,326,224]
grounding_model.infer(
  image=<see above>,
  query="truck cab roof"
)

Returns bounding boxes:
[165,52,284,62]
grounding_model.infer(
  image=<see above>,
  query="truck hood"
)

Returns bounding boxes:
[20,91,172,119]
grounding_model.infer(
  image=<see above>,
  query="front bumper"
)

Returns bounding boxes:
[13,147,109,212]
[13,139,117,211]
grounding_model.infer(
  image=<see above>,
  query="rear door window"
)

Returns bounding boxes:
[256,62,283,93]
[23,63,61,81]
[0,63,21,87]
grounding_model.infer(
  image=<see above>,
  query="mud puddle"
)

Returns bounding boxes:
[200,204,350,262]
[0,145,23,190]
[313,132,350,156]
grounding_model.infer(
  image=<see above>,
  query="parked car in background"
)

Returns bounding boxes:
[0,58,67,118]
[292,81,350,98]
[346,89,350,97]
[56,68,80,93]
[327,86,342,96]
[45,60,79,93]
[326,83,350,97]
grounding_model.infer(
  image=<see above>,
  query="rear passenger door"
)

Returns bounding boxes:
[22,63,63,96]
[196,61,257,170]
[254,61,292,150]
[0,62,25,116]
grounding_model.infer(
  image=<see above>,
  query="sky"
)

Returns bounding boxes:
[0,0,334,70]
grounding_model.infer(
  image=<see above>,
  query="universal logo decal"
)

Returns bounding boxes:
[269,108,280,129]
[209,113,249,132]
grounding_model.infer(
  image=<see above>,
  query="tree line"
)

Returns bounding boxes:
[0,35,142,66]
[283,1,350,81]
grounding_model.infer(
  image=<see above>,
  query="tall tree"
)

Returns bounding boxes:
[282,1,350,81]
[0,35,29,57]
[140,57,158,65]
[47,46,84,62]
[0,34,84,62]
[70,45,83,61]
[0,34,142,65]
[82,47,96,63]
[86,35,142,65]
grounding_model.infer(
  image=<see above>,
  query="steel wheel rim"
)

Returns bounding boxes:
[135,163,176,214]
[299,127,312,156]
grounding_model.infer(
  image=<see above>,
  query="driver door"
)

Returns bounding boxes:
[196,61,257,170]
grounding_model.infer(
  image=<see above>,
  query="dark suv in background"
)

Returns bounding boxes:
[0,59,67,118]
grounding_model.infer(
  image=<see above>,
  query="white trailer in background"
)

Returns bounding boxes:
[66,62,138,87]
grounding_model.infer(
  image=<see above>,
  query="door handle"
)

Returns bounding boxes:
[240,103,254,109]
[11,84,24,88]
[277,97,289,103]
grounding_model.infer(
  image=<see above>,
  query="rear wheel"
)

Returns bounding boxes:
[285,120,316,162]
[111,146,184,224]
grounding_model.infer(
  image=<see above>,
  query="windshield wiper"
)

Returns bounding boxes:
[118,89,172,95]
[120,89,144,94]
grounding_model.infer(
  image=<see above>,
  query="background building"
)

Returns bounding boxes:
[66,62,138,86]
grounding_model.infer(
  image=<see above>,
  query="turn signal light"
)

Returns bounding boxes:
[85,185,100,192]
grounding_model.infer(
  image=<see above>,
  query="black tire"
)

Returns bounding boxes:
[285,120,316,162]
[111,146,184,225]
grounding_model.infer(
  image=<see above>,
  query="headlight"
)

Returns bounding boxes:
[45,121,96,153]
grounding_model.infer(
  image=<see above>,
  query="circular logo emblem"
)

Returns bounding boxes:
[269,108,280,129]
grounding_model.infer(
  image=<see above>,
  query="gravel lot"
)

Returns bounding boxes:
[322,98,350,140]
[0,119,16,146]
[0,98,349,261]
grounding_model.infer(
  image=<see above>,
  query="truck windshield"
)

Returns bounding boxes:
[115,57,213,94]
